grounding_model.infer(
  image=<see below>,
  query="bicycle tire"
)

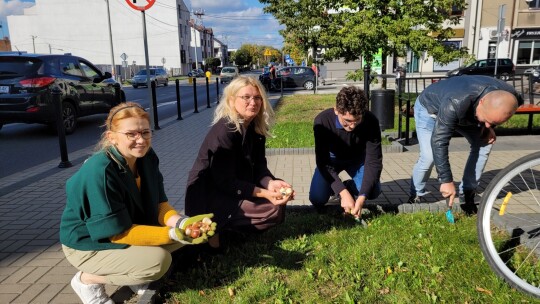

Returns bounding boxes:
[477,151,540,298]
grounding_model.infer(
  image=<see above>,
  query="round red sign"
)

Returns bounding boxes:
[125,0,156,11]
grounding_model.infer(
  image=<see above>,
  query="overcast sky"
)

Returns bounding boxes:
[0,0,284,49]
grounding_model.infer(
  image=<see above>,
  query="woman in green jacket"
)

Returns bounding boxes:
[60,102,212,304]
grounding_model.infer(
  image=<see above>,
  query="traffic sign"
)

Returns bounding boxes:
[120,53,128,60]
[125,0,155,11]
[264,49,272,56]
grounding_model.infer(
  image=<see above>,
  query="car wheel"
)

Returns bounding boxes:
[500,73,510,81]
[132,85,138,89]
[304,80,315,90]
[121,91,126,102]
[62,102,77,135]
[0,123,3,131]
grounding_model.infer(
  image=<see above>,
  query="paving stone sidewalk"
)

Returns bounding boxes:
[0,89,538,303]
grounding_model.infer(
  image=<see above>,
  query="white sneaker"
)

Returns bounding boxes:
[129,283,149,296]
[70,271,114,304]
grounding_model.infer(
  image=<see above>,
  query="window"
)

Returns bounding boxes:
[59,58,83,77]
[432,41,461,71]
[527,0,540,10]
[517,40,540,65]
[79,61,99,79]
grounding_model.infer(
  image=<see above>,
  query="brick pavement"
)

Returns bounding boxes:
[0,87,538,303]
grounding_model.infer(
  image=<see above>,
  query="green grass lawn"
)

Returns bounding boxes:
[266,94,538,149]
[267,94,394,148]
[167,211,537,303]
[163,93,540,303]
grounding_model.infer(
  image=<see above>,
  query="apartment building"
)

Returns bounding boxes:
[6,0,225,77]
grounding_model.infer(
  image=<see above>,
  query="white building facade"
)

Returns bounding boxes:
[6,0,203,77]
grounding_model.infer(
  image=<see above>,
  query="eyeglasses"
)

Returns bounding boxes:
[114,130,152,140]
[338,114,362,127]
[237,95,263,103]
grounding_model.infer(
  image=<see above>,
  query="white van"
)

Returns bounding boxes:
[219,66,239,83]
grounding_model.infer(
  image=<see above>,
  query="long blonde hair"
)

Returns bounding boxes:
[212,75,274,137]
[95,102,149,151]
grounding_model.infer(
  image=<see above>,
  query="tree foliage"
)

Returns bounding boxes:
[260,0,469,73]
[205,57,221,70]
[233,48,253,67]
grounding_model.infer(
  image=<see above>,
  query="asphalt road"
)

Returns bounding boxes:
[0,80,222,179]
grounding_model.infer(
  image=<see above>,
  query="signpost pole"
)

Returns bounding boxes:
[141,10,156,130]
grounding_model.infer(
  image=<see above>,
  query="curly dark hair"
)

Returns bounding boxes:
[335,86,368,117]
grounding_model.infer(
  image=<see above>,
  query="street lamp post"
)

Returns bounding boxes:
[31,35,37,53]
[105,0,116,78]
[49,44,64,54]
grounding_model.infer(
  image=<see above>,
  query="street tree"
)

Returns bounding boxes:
[234,48,253,67]
[206,57,221,71]
[260,0,469,80]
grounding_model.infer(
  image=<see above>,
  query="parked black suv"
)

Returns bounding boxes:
[446,58,515,80]
[259,66,316,91]
[0,53,125,134]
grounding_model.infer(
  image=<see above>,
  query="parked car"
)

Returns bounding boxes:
[259,66,316,90]
[524,65,540,83]
[0,53,125,134]
[446,58,515,80]
[219,66,239,83]
[187,68,205,77]
[131,68,168,88]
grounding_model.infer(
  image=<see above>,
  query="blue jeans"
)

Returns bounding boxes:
[410,100,492,197]
[309,159,381,206]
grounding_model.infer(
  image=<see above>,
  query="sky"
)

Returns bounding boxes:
[0,0,284,50]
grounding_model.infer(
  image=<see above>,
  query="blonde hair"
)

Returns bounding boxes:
[212,75,274,137]
[95,102,149,151]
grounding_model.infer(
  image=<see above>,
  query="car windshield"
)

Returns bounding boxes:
[136,69,156,76]
[0,57,42,76]
[222,68,235,73]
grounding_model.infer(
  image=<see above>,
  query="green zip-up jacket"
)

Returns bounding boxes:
[59,147,167,251]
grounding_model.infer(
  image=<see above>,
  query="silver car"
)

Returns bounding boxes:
[220,66,239,83]
[131,68,169,88]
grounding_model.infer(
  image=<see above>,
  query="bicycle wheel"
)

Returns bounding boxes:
[477,151,540,298]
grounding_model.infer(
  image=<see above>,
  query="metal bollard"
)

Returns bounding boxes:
[52,87,72,168]
[205,76,211,108]
[151,81,160,130]
[216,77,220,104]
[175,79,182,120]
[280,77,283,98]
[193,77,199,113]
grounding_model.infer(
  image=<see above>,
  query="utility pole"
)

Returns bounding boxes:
[193,9,205,70]
[494,4,506,78]
[105,0,116,78]
[31,35,37,53]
